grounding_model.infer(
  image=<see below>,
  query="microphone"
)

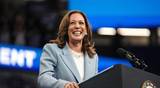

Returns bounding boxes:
[116,48,148,70]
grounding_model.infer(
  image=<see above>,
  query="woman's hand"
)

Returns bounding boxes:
[64,82,79,88]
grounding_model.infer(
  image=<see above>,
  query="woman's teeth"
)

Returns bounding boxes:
[73,32,81,35]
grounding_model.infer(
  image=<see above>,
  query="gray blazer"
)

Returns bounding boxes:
[38,43,98,88]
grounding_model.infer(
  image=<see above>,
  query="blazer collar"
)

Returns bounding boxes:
[61,44,82,83]
[61,44,92,82]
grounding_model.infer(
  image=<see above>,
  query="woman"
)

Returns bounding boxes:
[38,10,98,88]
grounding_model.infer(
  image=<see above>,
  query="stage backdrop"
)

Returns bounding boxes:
[68,0,160,30]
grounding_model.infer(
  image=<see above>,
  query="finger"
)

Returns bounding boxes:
[72,82,79,88]
[64,84,68,88]
[70,83,75,88]
[65,83,71,88]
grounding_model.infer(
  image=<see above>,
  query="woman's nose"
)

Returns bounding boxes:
[75,23,80,28]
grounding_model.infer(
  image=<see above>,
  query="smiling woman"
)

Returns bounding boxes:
[68,13,86,45]
[37,10,98,88]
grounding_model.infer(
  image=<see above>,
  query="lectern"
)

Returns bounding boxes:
[79,64,160,88]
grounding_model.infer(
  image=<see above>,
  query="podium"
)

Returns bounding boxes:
[79,64,160,88]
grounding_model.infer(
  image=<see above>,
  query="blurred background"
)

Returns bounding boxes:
[0,0,160,87]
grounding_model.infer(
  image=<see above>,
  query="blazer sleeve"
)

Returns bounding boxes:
[37,44,69,88]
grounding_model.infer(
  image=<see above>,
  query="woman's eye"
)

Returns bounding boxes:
[79,22,84,25]
[70,22,75,24]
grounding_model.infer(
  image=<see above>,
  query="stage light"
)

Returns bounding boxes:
[97,27,116,36]
[117,28,150,37]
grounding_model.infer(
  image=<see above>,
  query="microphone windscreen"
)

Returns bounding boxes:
[116,48,127,57]
[116,48,134,61]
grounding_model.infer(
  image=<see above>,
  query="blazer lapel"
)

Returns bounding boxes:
[61,45,81,83]
[83,52,92,81]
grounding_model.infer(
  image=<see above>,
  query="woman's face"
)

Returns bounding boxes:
[68,13,86,43]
